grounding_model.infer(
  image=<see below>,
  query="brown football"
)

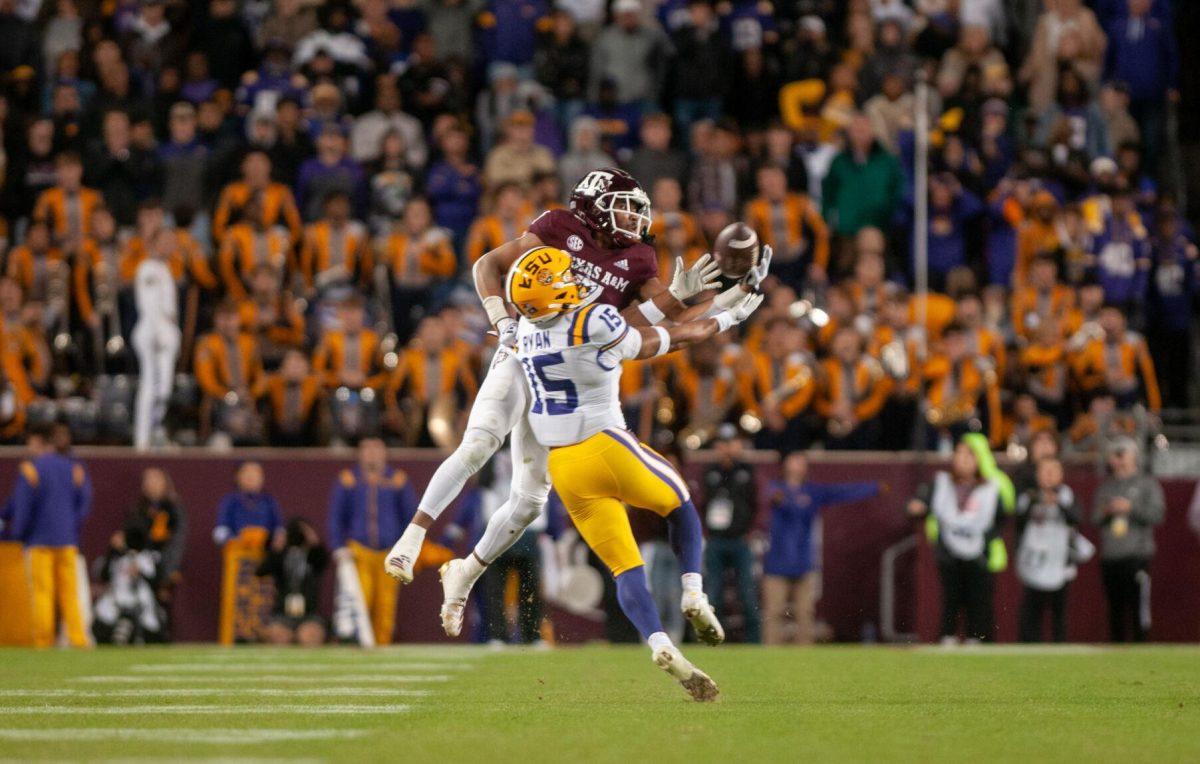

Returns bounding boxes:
[712,222,760,278]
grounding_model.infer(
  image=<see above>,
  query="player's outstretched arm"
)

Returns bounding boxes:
[627,245,773,327]
[472,231,544,343]
[633,292,763,360]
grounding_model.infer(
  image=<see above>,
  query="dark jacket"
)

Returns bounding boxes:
[701,461,758,540]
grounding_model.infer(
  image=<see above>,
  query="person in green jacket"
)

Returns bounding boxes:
[821,115,905,264]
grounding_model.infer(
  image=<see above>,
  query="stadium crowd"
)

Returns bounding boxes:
[0,0,1192,453]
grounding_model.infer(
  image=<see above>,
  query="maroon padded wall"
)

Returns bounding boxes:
[0,449,1195,643]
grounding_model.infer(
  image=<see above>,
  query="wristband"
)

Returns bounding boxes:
[652,326,671,357]
[638,300,667,325]
[482,295,510,327]
[714,312,735,333]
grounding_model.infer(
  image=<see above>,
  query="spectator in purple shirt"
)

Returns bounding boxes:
[1104,0,1179,168]
[424,122,482,253]
[295,123,367,220]
[762,452,879,645]
[476,0,548,68]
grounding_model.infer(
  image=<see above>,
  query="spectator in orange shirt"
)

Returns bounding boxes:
[956,292,1007,381]
[922,322,1003,448]
[741,319,818,451]
[212,150,303,246]
[380,197,457,340]
[238,265,306,372]
[385,315,478,446]
[870,288,922,450]
[194,301,267,444]
[262,349,327,447]
[1001,392,1058,451]
[1012,254,1075,340]
[1014,190,1060,287]
[0,279,50,395]
[73,207,125,351]
[845,233,891,317]
[816,326,889,450]
[32,151,102,247]
[218,197,294,301]
[5,221,65,302]
[465,182,531,264]
[299,190,372,295]
[1018,317,1071,426]
[657,338,729,435]
[744,164,830,288]
[312,296,386,393]
[1072,306,1161,413]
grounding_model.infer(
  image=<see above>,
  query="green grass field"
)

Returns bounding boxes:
[2,644,1199,762]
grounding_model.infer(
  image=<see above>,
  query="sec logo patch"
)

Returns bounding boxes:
[566,235,584,252]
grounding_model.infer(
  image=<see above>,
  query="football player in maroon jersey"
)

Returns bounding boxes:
[386,168,771,638]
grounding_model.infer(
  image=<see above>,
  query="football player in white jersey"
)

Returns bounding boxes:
[383,169,771,639]
[507,245,762,699]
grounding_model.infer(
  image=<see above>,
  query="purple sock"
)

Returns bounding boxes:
[614,566,665,640]
[666,500,703,575]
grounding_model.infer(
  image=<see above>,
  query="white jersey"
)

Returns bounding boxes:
[515,303,643,447]
[133,258,178,328]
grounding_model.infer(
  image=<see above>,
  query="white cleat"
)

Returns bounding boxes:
[384,538,419,584]
[439,559,474,637]
[682,591,725,646]
[653,645,719,702]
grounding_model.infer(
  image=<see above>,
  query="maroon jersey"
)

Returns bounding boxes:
[527,208,658,310]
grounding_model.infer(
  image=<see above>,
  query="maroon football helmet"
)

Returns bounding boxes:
[569,168,652,246]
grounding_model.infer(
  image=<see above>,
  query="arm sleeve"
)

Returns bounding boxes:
[591,307,643,368]
[811,481,880,508]
[1132,478,1166,527]
[8,469,36,541]
[213,496,233,544]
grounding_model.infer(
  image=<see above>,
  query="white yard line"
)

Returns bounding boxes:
[2,688,429,698]
[76,674,449,684]
[128,662,465,672]
[912,644,1109,655]
[0,704,410,715]
[0,729,368,743]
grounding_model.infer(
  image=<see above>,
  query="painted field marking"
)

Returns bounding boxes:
[128,662,465,672]
[0,729,368,743]
[2,688,429,698]
[77,675,450,684]
[0,704,411,715]
[912,644,1109,655]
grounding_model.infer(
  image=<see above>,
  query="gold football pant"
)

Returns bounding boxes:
[548,428,690,577]
[349,541,398,645]
[27,546,88,648]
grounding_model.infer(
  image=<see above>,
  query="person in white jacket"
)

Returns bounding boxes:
[131,228,180,450]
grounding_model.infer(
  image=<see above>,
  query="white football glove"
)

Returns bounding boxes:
[496,317,518,349]
[669,253,722,302]
[730,291,765,324]
[715,292,765,332]
[742,244,773,290]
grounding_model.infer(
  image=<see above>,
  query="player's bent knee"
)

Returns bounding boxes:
[592,536,644,577]
[509,493,547,526]
[457,428,502,472]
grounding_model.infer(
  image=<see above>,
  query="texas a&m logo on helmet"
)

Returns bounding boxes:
[569,168,652,246]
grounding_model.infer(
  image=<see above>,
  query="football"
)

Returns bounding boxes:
[712,222,760,278]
